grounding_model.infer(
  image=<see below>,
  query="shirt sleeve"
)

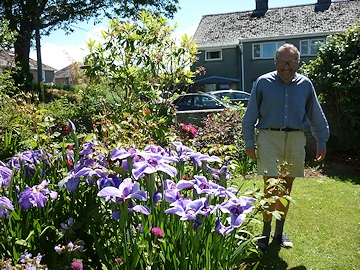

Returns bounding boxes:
[242,82,261,148]
[305,82,330,150]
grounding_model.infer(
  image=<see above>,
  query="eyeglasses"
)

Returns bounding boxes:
[276,59,298,67]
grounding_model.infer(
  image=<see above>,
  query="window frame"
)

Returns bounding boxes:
[205,50,222,61]
[252,41,285,59]
[300,39,325,56]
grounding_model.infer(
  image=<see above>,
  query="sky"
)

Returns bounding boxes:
[30,0,316,70]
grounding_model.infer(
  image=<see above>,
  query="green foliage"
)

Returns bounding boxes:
[0,19,18,96]
[300,21,360,149]
[193,107,257,177]
[0,19,16,49]
[84,11,198,108]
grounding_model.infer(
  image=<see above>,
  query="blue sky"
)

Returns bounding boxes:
[32,0,315,70]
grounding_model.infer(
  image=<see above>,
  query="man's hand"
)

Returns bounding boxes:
[316,149,326,162]
[246,147,257,160]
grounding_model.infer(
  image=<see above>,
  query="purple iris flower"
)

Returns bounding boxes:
[164,189,182,203]
[132,152,178,180]
[153,191,162,204]
[189,153,222,167]
[97,173,122,190]
[171,142,195,161]
[143,145,167,155]
[0,162,12,187]
[130,204,151,215]
[0,196,14,218]
[68,119,76,132]
[218,196,256,227]
[110,147,138,161]
[207,162,230,181]
[79,141,98,156]
[164,179,195,191]
[215,216,234,236]
[165,197,207,220]
[59,166,98,192]
[163,179,194,203]
[171,142,195,155]
[192,175,225,195]
[18,180,58,210]
[98,178,148,202]
[7,150,49,179]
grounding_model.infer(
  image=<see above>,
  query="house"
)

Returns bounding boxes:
[29,57,57,84]
[53,62,86,85]
[0,49,57,84]
[191,0,360,93]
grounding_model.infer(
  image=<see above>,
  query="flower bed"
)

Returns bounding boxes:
[0,126,261,269]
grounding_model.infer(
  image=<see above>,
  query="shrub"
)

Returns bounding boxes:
[193,108,257,177]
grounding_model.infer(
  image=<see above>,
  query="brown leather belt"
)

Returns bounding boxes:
[266,128,302,132]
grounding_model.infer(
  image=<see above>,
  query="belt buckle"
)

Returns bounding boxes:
[279,127,285,132]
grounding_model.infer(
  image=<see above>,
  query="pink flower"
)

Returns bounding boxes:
[71,260,83,270]
[181,124,197,139]
[151,227,164,237]
[115,257,123,264]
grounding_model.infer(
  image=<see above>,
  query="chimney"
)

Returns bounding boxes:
[315,0,331,12]
[252,0,268,17]
[317,0,331,4]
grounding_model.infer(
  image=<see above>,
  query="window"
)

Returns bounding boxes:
[300,39,325,56]
[219,84,230,90]
[205,50,222,61]
[253,41,285,59]
[204,84,216,92]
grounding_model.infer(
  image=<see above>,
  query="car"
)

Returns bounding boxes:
[171,93,232,111]
[210,90,251,106]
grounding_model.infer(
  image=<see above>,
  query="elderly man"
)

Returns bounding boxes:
[242,43,329,250]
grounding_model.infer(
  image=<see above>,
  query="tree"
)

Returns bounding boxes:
[300,21,360,150]
[83,11,198,108]
[0,0,179,91]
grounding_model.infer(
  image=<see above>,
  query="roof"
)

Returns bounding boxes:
[0,49,57,71]
[54,62,83,79]
[29,58,57,71]
[195,75,240,84]
[194,0,360,48]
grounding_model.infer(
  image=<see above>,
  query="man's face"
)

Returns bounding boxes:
[275,49,299,84]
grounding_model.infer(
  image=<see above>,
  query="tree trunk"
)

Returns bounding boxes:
[13,22,34,92]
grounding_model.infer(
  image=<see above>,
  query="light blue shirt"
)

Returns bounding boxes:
[242,71,330,150]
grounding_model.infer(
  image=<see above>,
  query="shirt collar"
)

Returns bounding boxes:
[275,71,299,84]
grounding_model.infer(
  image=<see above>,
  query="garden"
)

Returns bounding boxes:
[0,13,264,269]
[1,11,359,270]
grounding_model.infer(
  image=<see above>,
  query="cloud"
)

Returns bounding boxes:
[30,26,106,70]
[172,23,198,41]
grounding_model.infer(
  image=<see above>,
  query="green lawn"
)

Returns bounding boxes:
[237,172,360,270]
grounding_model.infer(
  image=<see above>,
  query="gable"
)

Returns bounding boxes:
[194,1,360,48]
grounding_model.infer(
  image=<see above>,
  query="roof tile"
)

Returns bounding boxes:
[194,1,360,47]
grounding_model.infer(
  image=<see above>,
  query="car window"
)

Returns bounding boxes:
[178,96,193,106]
[203,96,223,108]
[233,92,249,99]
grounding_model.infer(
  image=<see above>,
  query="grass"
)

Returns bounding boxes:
[236,172,360,270]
